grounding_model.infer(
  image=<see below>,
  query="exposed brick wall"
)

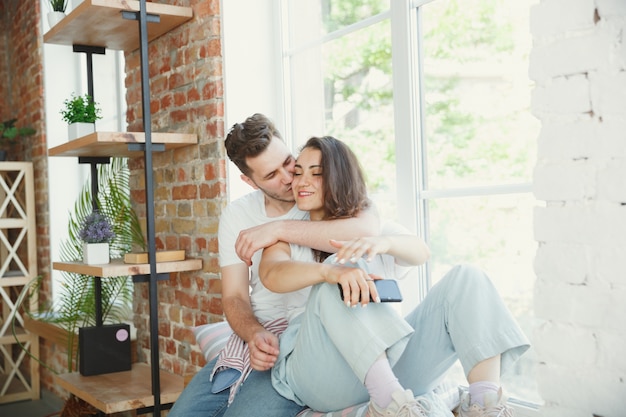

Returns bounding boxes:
[0,3,7,117]
[2,0,226,400]
[1,0,55,398]
[124,0,227,378]
[530,0,626,416]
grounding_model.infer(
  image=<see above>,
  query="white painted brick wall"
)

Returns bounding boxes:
[590,71,626,116]
[536,119,626,160]
[533,161,594,201]
[530,0,596,38]
[531,1,626,415]
[529,34,611,82]
[531,75,592,115]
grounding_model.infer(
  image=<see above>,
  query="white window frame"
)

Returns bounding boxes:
[275,0,541,413]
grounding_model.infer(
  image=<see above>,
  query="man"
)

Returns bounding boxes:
[168,113,379,417]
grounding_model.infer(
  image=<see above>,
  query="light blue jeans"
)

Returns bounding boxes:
[272,264,531,412]
[168,356,306,417]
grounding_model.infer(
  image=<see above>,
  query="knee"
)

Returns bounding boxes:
[313,282,351,314]
[451,264,488,279]
[440,264,494,292]
[305,283,342,315]
[317,282,341,300]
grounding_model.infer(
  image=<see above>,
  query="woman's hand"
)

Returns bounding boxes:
[330,236,391,264]
[331,233,430,267]
[322,263,381,307]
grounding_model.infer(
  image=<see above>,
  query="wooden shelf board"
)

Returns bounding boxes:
[43,0,193,51]
[124,249,185,264]
[55,363,183,414]
[48,131,198,158]
[52,258,202,278]
[24,317,76,352]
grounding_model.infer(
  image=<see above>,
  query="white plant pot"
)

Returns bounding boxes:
[68,122,95,141]
[47,11,66,29]
[83,242,110,265]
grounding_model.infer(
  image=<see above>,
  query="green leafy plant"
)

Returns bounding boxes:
[49,0,68,13]
[0,118,36,145]
[60,93,103,124]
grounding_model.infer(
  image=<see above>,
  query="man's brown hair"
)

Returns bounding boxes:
[224,113,283,177]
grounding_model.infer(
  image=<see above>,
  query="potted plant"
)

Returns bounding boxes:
[60,93,102,141]
[79,211,116,265]
[47,0,68,29]
[0,118,36,161]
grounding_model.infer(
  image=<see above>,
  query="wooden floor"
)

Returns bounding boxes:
[0,389,139,417]
[0,389,64,417]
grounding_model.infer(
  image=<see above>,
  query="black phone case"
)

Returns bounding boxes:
[338,279,403,303]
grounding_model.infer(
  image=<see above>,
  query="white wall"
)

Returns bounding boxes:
[221,0,285,200]
[530,0,626,415]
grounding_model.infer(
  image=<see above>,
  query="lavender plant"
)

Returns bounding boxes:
[79,211,116,244]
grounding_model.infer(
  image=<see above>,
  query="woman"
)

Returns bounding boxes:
[259,136,529,417]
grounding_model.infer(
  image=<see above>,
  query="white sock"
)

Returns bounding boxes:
[468,381,499,406]
[364,356,404,408]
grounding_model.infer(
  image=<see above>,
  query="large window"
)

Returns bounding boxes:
[282,0,541,407]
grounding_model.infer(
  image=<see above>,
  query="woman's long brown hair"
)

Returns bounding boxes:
[300,136,370,261]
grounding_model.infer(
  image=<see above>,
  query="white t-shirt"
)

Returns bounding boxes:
[218,190,311,322]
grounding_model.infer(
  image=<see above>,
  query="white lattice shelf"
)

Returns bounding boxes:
[0,162,39,404]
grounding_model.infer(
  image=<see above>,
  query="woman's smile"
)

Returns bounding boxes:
[293,147,324,219]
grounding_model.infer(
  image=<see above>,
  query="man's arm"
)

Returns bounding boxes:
[236,206,380,265]
[221,264,280,370]
[221,263,263,341]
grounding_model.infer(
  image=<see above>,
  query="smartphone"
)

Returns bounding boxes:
[337,279,403,303]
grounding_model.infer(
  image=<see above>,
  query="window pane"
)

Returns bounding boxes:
[287,0,390,48]
[417,0,541,405]
[290,17,397,220]
[428,193,542,404]
[420,0,539,190]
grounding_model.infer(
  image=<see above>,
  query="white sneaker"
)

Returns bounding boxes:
[456,388,514,417]
[367,389,432,417]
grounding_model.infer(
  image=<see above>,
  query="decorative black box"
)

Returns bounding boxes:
[79,323,131,376]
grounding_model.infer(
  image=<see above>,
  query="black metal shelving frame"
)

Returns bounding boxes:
[64,1,171,415]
